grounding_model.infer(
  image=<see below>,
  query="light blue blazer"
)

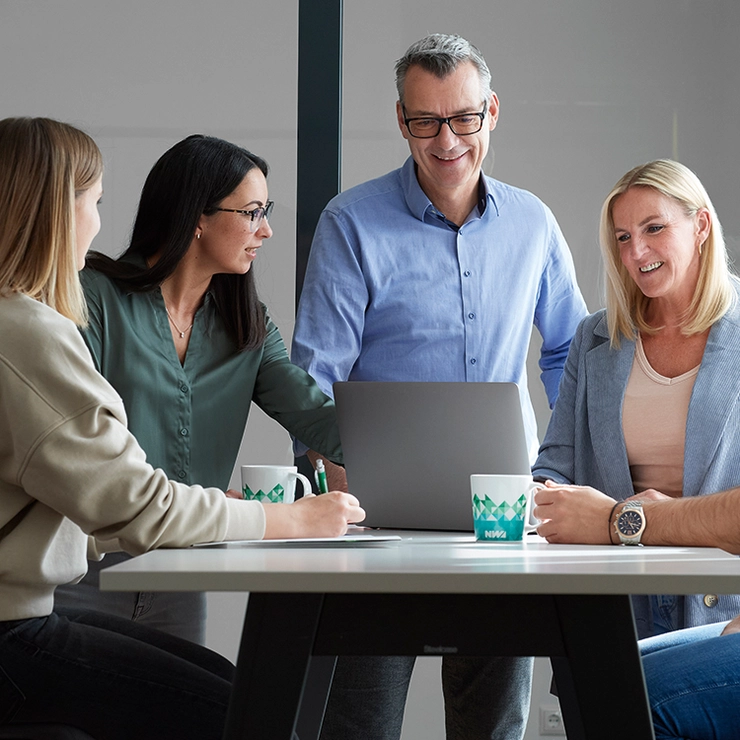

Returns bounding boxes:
[534,290,740,636]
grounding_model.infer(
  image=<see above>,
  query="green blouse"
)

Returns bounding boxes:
[80,266,341,490]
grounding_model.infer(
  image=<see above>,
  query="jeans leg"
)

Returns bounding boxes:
[319,656,415,740]
[0,609,232,740]
[130,590,207,644]
[441,656,534,740]
[643,631,740,740]
[639,621,727,657]
[54,555,207,645]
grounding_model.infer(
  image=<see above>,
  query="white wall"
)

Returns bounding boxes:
[4,1,739,738]
[1,0,302,473]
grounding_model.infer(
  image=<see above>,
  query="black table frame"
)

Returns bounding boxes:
[223,592,654,740]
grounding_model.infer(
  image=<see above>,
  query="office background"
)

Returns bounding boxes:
[2,0,738,737]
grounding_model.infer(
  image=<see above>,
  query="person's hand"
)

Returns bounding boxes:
[721,613,740,636]
[224,488,242,500]
[626,488,671,503]
[262,491,365,539]
[533,480,616,544]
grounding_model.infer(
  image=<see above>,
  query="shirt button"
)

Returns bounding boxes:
[180,428,189,437]
[177,470,186,479]
[470,358,477,365]
[468,312,475,320]
[180,383,188,393]
[464,270,471,277]
[703,594,719,608]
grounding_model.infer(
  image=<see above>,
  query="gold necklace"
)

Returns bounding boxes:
[164,305,194,338]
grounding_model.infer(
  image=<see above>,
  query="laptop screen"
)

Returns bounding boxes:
[334,381,531,531]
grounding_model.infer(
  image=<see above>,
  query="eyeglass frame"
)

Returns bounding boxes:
[211,200,274,232]
[402,102,489,139]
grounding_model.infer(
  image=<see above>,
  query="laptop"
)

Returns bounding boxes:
[334,381,531,531]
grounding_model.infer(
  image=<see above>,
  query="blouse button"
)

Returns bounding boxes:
[703,594,719,608]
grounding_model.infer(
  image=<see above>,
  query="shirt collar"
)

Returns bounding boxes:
[121,252,216,307]
[400,155,500,223]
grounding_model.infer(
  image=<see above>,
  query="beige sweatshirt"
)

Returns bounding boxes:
[0,293,265,621]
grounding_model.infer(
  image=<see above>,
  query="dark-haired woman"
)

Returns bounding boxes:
[54,134,356,643]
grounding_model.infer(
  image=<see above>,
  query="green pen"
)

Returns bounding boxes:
[315,458,329,494]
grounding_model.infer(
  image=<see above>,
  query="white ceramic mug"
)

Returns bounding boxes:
[470,474,539,542]
[241,465,311,504]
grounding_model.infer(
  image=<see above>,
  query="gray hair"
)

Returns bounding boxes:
[395,34,493,105]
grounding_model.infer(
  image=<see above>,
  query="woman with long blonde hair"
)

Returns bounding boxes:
[533,159,740,639]
[0,117,362,738]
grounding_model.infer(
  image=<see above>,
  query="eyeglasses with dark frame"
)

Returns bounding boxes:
[212,200,274,233]
[402,102,488,139]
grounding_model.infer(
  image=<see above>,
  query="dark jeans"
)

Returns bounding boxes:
[320,656,534,740]
[55,554,207,645]
[0,608,233,740]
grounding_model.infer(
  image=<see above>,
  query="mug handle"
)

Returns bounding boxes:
[290,472,313,499]
[524,481,542,532]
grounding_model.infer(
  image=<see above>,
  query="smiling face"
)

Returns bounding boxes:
[195,167,272,276]
[612,186,710,311]
[396,61,498,214]
[74,176,103,269]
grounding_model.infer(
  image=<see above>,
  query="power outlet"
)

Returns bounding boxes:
[540,705,566,736]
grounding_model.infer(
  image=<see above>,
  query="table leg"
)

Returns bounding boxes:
[295,656,337,740]
[553,595,655,740]
[223,593,325,740]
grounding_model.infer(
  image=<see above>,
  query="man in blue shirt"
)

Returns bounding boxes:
[292,33,588,740]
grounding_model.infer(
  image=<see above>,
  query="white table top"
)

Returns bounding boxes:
[100,531,740,596]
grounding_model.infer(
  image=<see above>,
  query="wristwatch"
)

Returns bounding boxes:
[614,501,646,545]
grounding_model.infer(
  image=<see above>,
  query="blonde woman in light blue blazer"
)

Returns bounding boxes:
[532,159,740,639]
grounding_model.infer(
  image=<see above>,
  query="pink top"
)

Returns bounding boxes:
[622,335,700,498]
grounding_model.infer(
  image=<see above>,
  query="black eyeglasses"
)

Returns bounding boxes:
[403,103,488,139]
[213,201,274,232]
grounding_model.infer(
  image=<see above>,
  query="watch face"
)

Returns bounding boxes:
[617,510,644,537]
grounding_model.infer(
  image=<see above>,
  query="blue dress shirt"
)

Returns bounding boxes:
[292,157,588,458]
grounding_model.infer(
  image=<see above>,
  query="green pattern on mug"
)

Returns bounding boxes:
[243,484,285,503]
[472,493,528,541]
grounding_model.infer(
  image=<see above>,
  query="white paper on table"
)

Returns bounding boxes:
[192,534,402,548]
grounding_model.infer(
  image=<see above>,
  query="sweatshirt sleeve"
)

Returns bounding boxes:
[20,404,266,553]
[2,300,265,552]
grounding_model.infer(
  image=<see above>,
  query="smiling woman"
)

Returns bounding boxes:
[599,160,732,349]
[533,159,740,639]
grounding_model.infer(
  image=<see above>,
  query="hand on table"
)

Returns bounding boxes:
[625,489,672,503]
[262,491,365,539]
[533,480,616,544]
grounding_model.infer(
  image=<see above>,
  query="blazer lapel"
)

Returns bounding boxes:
[684,305,740,495]
[585,315,636,496]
